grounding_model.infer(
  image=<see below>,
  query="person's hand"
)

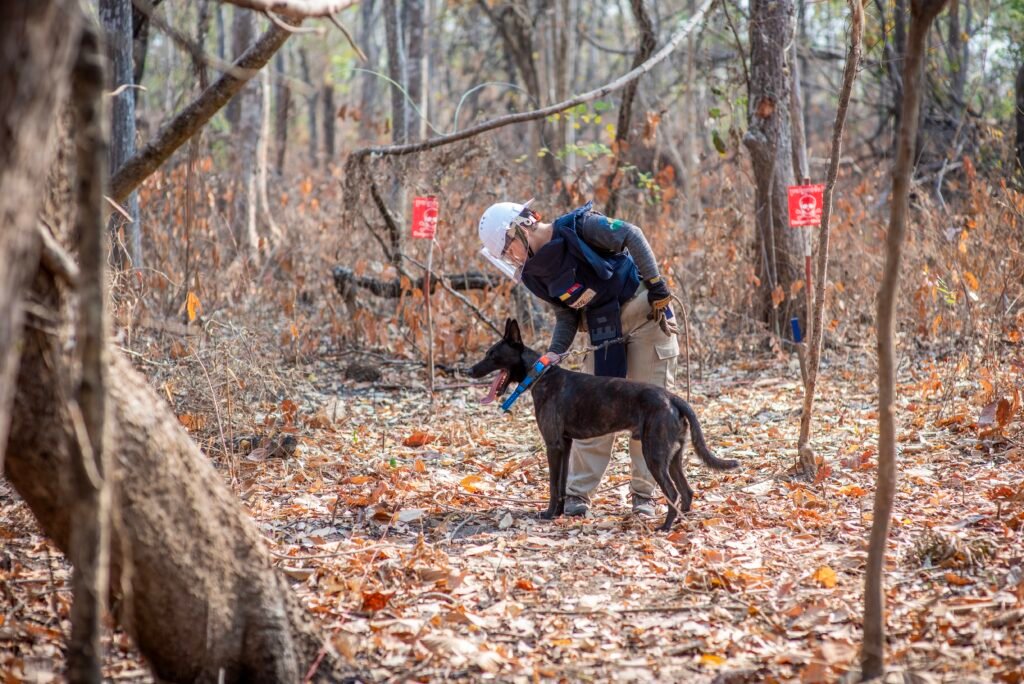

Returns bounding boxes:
[645,277,678,336]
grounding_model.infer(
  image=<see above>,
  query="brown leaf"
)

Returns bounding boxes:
[756,97,776,119]
[771,285,785,309]
[360,591,393,611]
[403,430,436,447]
[641,111,661,146]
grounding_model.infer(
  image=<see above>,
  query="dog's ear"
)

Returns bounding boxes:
[504,318,522,345]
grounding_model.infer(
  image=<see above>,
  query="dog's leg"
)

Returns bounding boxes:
[540,440,567,520]
[668,448,694,512]
[642,434,681,532]
[555,436,571,516]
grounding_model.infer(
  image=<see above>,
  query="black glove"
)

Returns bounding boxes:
[645,276,671,310]
[645,276,678,336]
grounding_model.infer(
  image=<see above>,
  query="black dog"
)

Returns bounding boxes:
[469,318,739,531]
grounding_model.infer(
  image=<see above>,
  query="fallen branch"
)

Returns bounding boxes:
[332,266,498,298]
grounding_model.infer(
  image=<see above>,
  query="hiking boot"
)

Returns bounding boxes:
[564,495,589,517]
[632,494,657,518]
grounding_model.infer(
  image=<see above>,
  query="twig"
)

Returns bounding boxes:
[264,10,324,33]
[328,14,367,62]
[401,255,503,336]
[268,543,411,560]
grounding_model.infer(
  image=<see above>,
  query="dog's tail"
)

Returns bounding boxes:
[672,397,739,471]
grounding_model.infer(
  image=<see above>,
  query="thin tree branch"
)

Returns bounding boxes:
[347,0,715,162]
[109,21,293,202]
[216,0,359,18]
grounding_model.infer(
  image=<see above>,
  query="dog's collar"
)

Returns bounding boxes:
[500,353,560,412]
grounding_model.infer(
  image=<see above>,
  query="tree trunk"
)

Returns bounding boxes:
[385,0,408,144]
[7,347,328,683]
[743,0,802,335]
[320,83,335,164]
[2,3,335,682]
[477,0,564,191]
[357,0,380,139]
[131,0,163,92]
[403,0,426,142]
[216,1,227,61]
[67,25,112,682]
[258,68,280,243]
[227,6,254,130]
[274,49,290,175]
[0,0,78,486]
[233,10,261,257]
[100,0,142,270]
[299,48,319,167]
[1015,60,1024,176]
[605,0,656,216]
[862,0,949,678]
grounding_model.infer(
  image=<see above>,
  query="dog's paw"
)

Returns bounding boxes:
[538,509,559,520]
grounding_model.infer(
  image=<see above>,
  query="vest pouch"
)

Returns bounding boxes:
[586,299,627,378]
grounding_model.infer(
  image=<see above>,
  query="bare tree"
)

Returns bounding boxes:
[795,0,863,478]
[385,0,408,144]
[299,47,320,166]
[234,10,263,257]
[2,3,340,677]
[862,0,950,678]
[404,0,427,141]
[357,0,380,139]
[1016,60,1024,177]
[743,0,804,334]
[274,50,290,174]
[604,0,656,217]
[100,0,142,269]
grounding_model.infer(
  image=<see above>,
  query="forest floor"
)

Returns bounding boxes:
[2,325,1022,682]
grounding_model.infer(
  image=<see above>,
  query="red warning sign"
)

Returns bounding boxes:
[787,184,825,228]
[411,196,439,239]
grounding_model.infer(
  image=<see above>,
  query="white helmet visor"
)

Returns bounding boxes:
[480,246,523,283]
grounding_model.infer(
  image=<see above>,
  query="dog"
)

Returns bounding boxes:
[469,318,738,531]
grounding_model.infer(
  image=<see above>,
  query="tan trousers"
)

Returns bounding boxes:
[565,283,679,501]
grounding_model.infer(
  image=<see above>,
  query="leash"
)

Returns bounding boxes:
[501,295,695,412]
[561,293,692,402]
[501,353,561,412]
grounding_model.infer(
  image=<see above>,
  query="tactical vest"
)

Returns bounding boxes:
[521,201,640,377]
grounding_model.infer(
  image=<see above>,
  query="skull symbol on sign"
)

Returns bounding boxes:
[797,193,818,220]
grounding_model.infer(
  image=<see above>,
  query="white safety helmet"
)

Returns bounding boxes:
[478,199,534,282]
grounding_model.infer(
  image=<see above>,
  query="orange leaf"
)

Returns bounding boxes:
[360,591,393,611]
[402,430,436,447]
[514,578,537,591]
[996,398,1013,428]
[837,484,868,497]
[962,271,979,291]
[944,572,973,586]
[460,474,483,493]
[812,565,837,588]
[771,285,785,309]
[700,654,726,667]
[186,291,201,322]
[414,459,427,474]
